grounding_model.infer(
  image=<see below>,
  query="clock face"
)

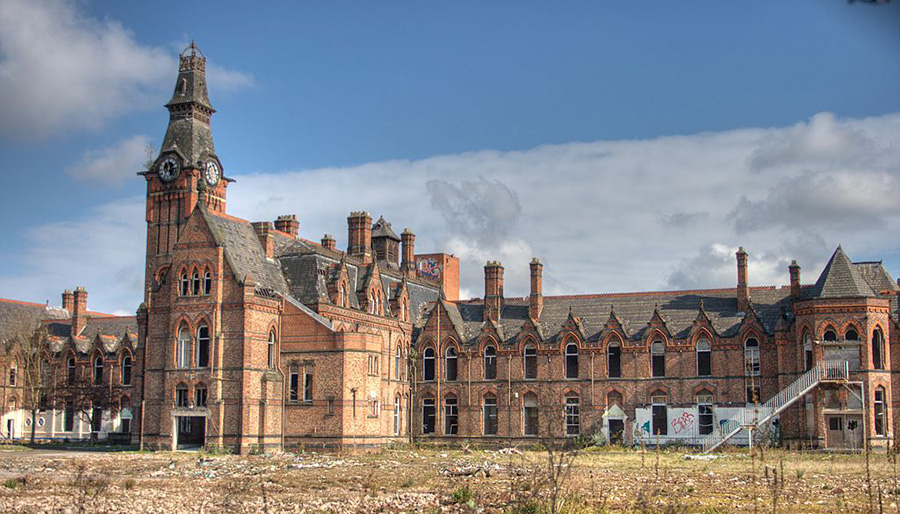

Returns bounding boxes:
[157,156,180,182]
[203,160,221,186]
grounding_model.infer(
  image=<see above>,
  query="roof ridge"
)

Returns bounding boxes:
[0,297,51,308]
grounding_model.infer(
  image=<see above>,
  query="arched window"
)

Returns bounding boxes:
[191,270,201,295]
[651,341,665,377]
[523,392,539,436]
[177,325,190,368]
[845,328,859,341]
[197,324,210,368]
[483,394,498,435]
[340,283,347,307]
[8,360,16,387]
[66,356,76,386]
[696,338,711,377]
[445,346,458,381]
[484,345,497,380]
[565,393,580,436]
[444,395,458,435]
[395,345,402,380]
[607,390,623,407]
[524,343,537,380]
[180,272,189,296]
[400,300,407,321]
[744,338,760,376]
[423,347,435,381]
[394,395,401,436]
[195,384,208,407]
[175,384,189,408]
[872,329,885,370]
[121,354,132,386]
[267,329,276,369]
[565,343,579,379]
[607,341,621,378]
[93,356,103,386]
[367,292,374,314]
[422,396,436,434]
[875,387,887,436]
[745,337,760,403]
[803,331,814,371]
[203,270,212,295]
[823,328,837,342]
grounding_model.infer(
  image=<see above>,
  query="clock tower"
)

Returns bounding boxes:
[142,42,230,296]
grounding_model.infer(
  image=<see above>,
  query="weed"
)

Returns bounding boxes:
[451,484,474,504]
[123,478,136,490]
[3,477,21,489]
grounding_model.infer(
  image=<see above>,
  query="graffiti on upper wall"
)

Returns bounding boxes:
[417,258,442,280]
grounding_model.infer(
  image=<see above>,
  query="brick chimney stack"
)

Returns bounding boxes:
[72,286,88,337]
[62,289,75,314]
[529,258,543,321]
[251,221,276,258]
[347,212,373,263]
[321,234,336,252]
[736,247,750,312]
[789,260,801,298]
[401,228,416,275]
[274,214,299,238]
[483,261,504,323]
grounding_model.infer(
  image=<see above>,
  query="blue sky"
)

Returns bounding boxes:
[1,0,899,314]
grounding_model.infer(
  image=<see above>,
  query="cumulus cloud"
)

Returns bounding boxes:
[0,197,145,314]
[66,135,153,184]
[0,0,252,140]
[4,112,899,312]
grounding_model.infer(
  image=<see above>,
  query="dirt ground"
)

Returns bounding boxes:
[0,444,897,513]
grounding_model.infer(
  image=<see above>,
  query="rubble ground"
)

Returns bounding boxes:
[0,445,897,513]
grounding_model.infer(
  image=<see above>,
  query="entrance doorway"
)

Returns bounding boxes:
[608,419,624,445]
[176,416,206,449]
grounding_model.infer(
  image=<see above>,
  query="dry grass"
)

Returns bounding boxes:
[0,446,895,512]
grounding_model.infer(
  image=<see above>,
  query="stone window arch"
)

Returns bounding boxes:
[523,342,538,380]
[176,323,191,369]
[607,339,622,378]
[121,351,133,386]
[267,328,277,369]
[650,340,665,377]
[483,393,498,435]
[423,347,435,381]
[196,323,210,368]
[191,268,201,295]
[696,336,711,377]
[565,342,579,379]
[872,328,885,370]
[444,346,458,381]
[92,354,103,386]
[484,344,497,380]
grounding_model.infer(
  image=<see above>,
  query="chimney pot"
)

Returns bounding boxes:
[274,214,299,238]
[401,228,416,276]
[251,221,276,258]
[736,247,749,312]
[321,234,336,251]
[347,211,372,263]
[483,261,504,323]
[529,258,544,321]
[72,287,88,337]
[789,260,801,298]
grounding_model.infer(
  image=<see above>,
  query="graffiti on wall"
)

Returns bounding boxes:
[417,258,442,280]
[671,412,695,434]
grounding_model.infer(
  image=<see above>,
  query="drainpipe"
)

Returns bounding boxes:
[277,295,286,451]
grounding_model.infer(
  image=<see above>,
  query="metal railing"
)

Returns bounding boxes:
[700,360,848,453]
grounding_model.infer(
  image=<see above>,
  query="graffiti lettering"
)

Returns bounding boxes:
[671,412,695,434]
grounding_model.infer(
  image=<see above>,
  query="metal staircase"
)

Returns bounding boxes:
[700,360,849,453]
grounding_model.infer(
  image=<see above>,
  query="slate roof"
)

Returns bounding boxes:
[439,286,793,346]
[158,45,217,171]
[0,299,69,345]
[44,316,138,354]
[854,261,899,295]
[806,246,875,299]
[372,216,400,241]
[202,208,288,293]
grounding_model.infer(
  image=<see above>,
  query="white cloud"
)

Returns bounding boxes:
[66,135,153,184]
[0,0,252,140]
[227,111,900,300]
[0,197,145,314]
[4,112,899,313]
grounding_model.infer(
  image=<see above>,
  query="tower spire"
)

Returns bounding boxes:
[158,41,217,170]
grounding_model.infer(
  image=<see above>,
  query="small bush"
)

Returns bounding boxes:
[451,485,474,505]
[123,478,136,490]
[3,478,21,489]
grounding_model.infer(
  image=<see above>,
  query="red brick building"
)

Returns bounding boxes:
[1,44,897,452]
